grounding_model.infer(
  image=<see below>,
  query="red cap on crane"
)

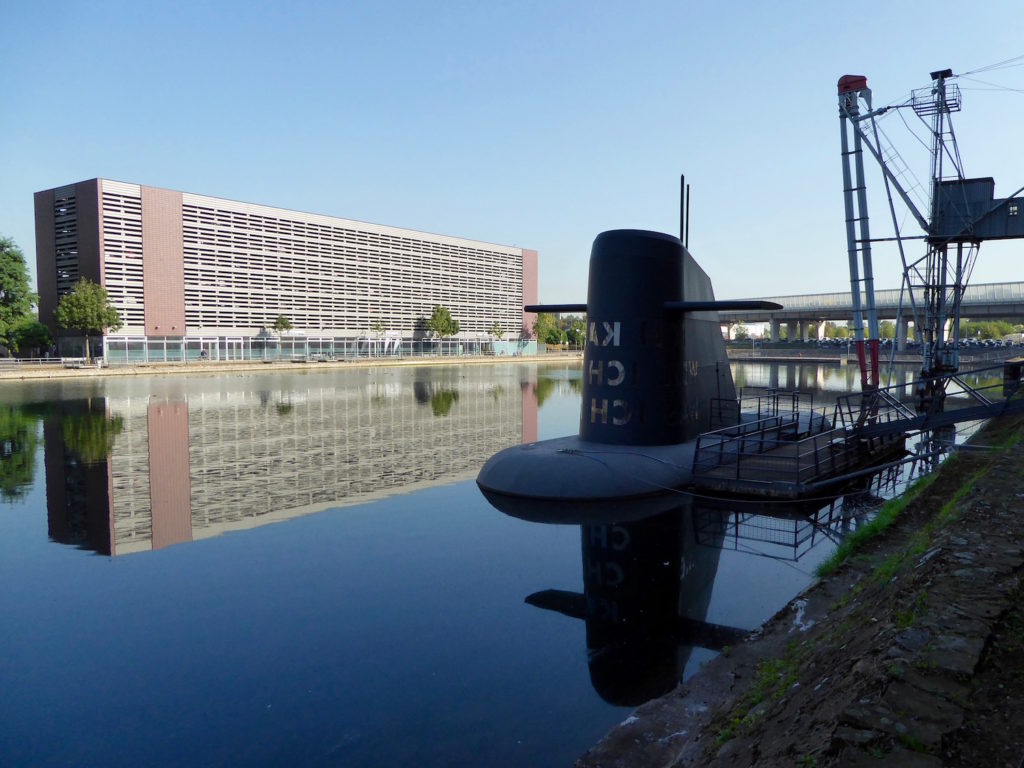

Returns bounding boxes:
[838,75,868,94]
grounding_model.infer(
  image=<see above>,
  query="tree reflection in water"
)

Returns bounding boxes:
[61,402,124,465]
[430,388,459,416]
[533,374,582,407]
[0,405,41,501]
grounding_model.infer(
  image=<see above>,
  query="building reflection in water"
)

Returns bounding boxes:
[37,368,538,556]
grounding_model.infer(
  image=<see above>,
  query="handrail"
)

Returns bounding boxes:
[0,357,67,367]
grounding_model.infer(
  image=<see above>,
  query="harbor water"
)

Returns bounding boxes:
[0,361,975,767]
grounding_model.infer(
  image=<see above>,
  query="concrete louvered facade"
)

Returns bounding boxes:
[34,178,538,361]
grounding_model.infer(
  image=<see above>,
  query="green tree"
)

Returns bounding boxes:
[272,315,292,336]
[733,322,749,341]
[960,320,1014,340]
[533,312,556,342]
[426,305,460,338]
[54,278,121,363]
[533,312,566,344]
[566,316,586,347]
[879,320,895,340]
[0,235,38,353]
[489,321,504,339]
[10,317,51,357]
[272,315,292,357]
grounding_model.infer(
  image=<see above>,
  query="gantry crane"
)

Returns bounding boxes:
[838,68,1024,412]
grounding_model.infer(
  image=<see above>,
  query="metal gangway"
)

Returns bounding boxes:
[692,361,1024,498]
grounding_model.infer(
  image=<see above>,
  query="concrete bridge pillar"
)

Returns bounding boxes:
[787,321,797,343]
[897,318,910,351]
[770,319,781,342]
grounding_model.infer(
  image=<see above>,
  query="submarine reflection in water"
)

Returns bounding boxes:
[521,482,905,705]
[527,503,743,706]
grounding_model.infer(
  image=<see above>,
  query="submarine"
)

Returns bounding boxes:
[476,228,782,520]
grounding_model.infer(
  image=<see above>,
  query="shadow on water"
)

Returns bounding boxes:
[510,453,937,705]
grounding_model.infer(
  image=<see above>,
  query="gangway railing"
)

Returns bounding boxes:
[693,405,871,492]
[836,361,1017,437]
[709,388,817,430]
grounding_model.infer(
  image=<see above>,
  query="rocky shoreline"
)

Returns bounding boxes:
[577,412,1024,767]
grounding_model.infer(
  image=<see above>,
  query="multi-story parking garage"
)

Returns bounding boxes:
[34,179,538,362]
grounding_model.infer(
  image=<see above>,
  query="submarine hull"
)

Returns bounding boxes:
[476,436,698,523]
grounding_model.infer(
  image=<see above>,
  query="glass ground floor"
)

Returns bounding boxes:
[81,335,539,364]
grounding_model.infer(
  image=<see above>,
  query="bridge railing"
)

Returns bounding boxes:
[718,281,1024,321]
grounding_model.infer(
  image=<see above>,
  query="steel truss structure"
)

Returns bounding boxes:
[837,68,1024,412]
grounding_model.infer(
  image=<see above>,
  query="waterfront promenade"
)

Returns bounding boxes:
[0,352,583,381]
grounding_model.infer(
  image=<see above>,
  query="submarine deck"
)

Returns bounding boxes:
[692,431,905,497]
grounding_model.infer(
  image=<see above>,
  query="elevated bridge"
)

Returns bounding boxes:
[721,281,1024,346]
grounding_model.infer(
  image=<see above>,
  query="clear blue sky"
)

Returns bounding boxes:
[3,1,1023,304]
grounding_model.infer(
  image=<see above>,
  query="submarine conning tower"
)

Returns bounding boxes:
[580,229,737,446]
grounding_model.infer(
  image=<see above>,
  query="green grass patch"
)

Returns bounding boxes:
[893,591,928,629]
[866,467,986,587]
[897,733,931,754]
[816,449,996,582]
[712,642,806,748]
[815,472,939,578]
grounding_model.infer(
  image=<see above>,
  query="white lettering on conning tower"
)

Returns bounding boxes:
[589,398,631,426]
[587,321,621,347]
[589,359,624,386]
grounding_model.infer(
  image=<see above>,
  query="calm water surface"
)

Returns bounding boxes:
[0,361,959,767]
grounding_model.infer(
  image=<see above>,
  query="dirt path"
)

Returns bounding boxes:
[577,412,1024,767]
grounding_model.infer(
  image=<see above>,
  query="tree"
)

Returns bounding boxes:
[565,316,586,347]
[10,317,51,357]
[272,314,292,336]
[54,278,121,363]
[533,312,565,345]
[827,323,850,340]
[425,305,460,338]
[879,320,895,340]
[961,319,1014,340]
[0,235,38,353]
[489,321,504,340]
[271,315,292,357]
[733,322,749,341]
